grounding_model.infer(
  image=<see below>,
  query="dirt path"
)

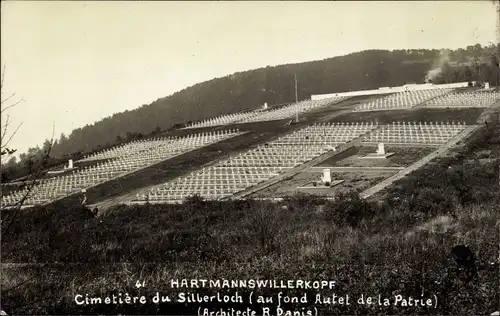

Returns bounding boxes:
[307,166,405,173]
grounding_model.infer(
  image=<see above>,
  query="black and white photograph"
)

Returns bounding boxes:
[1,1,499,315]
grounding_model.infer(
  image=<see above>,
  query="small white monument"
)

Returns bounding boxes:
[485,82,490,90]
[297,167,344,189]
[51,158,75,174]
[263,102,268,110]
[376,143,385,155]
[321,169,331,184]
[361,143,394,159]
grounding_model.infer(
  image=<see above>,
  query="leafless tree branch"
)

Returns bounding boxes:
[1,65,25,159]
[1,122,56,240]
[1,122,23,150]
[1,92,17,105]
[1,114,11,143]
[1,63,6,89]
[1,97,25,112]
[1,65,56,242]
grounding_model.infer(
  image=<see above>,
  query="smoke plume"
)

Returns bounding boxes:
[425,50,451,83]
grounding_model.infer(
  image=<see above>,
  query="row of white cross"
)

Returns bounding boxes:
[422,91,500,108]
[184,111,258,129]
[0,130,243,208]
[353,88,453,112]
[362,121,467,144]
[184,96,348,129]
[80,131,237,162]
[236,97,347,124]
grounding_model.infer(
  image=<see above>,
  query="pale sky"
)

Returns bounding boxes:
[1,1,497,157]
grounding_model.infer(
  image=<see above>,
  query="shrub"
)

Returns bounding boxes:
[324,191,376,227]
[244,201,283,254]
[408,187,457,219]
[283,192,325,212]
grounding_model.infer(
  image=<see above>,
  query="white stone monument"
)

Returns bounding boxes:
[321,169,331,184]
[263,102,268,110]
[297,167,344,189]
[376,143,385,155]
[485,82,490,90]
[49,158,75,174]
[361,142,394,159]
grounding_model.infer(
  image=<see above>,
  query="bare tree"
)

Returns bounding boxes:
[0,64,24,158]
[1,64,55,238]
[0,64,59,316]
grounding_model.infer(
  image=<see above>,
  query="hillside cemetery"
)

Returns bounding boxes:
[0,129,243,208]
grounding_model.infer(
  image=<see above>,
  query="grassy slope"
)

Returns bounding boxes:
[1,118,499,315]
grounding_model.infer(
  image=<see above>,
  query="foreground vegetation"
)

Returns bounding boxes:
[1,123,499,315]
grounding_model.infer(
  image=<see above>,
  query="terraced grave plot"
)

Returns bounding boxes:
[131,122,378,204]
[353,88,454,112]
[421,90,500,108]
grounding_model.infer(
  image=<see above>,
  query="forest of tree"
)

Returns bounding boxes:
[2,44,499,181]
